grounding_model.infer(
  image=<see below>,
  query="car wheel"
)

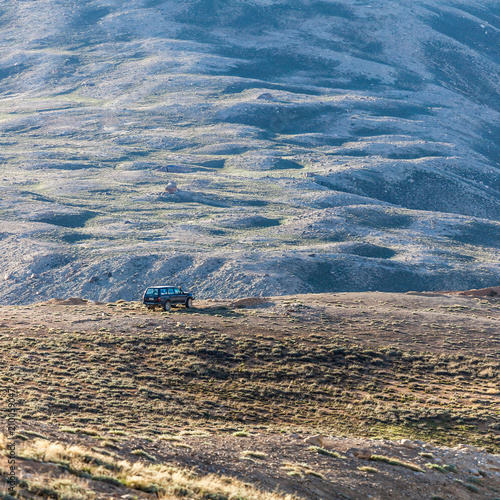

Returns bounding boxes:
[163,301,171,312]
[186,297,193,308]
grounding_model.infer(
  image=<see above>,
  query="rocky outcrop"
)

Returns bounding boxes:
[165,181,178,194]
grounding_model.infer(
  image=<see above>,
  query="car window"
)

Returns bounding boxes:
[168,288,175,294]
[145,288,158,297]
[174,288,180,294]
[160,289,167,295]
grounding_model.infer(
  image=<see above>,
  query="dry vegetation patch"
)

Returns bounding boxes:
[1,434,298,500]
[0,292,499,498]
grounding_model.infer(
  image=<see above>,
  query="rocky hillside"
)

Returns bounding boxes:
[0,0,499,302]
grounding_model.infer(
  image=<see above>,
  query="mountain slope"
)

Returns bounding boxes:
[0,0,499,302]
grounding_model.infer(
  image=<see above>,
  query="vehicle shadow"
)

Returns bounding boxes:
[147,306,246,318]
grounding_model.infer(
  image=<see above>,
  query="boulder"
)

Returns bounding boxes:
[400,439,417,449]
[455,444,486,453]
[165,181,178,194]
[304,434,324,447]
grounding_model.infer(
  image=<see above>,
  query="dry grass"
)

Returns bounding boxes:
[280,463,324,479]
[232,430,250,437]
[0,296,498,453]
[7,436,297,500]
[358,466,379,473]
[369,454,424,473]
[157,435,183,442]
[24,477,95,500]
[241,450,268,460]
[0,294,499,498]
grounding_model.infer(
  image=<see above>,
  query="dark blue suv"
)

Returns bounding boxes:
[143,285,194,311]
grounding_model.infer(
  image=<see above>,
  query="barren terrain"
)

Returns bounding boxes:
[1,291,499,498]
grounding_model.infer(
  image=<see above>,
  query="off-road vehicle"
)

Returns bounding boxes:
[143,286,194,311]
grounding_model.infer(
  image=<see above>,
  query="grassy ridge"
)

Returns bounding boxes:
[2,300,499,453]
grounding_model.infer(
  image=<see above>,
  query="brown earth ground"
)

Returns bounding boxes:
[0,290,499,499]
